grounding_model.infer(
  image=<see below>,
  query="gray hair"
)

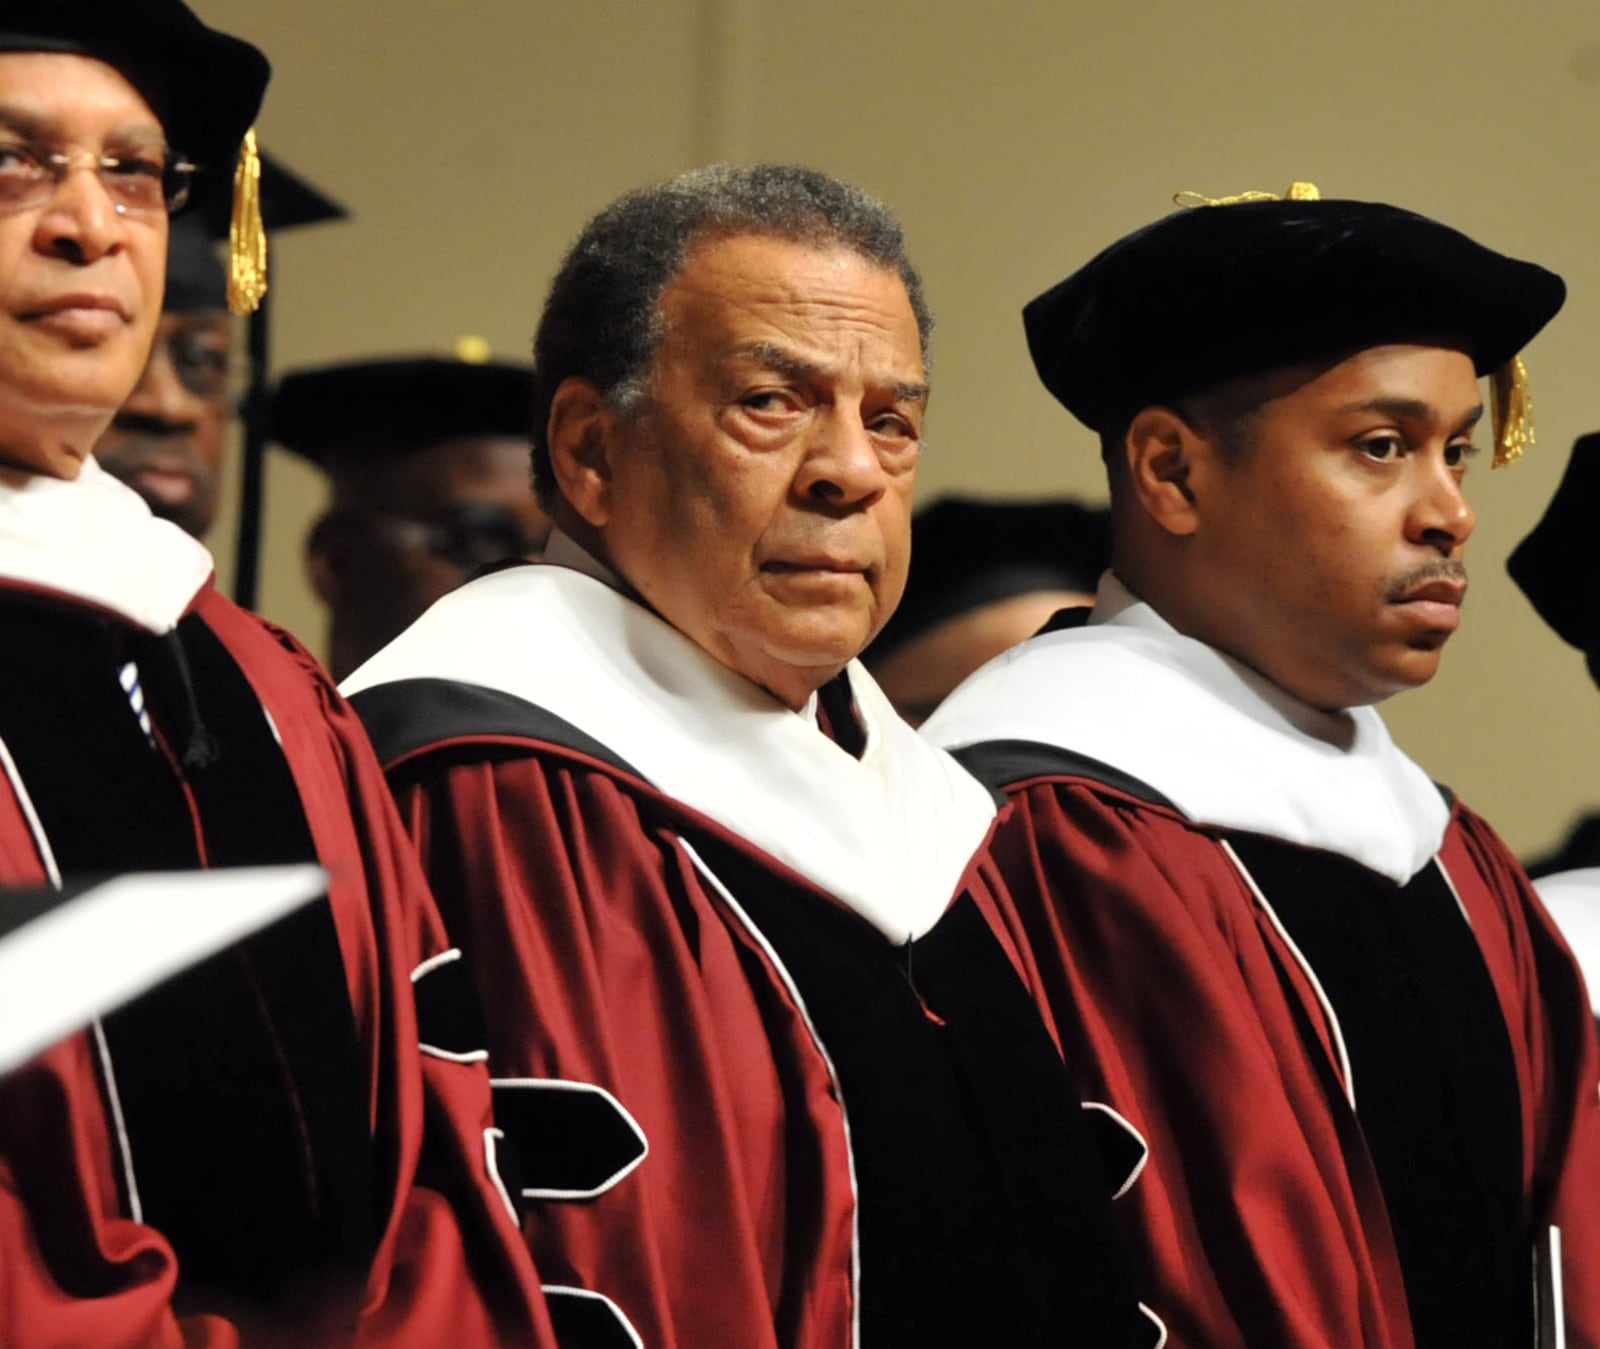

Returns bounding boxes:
[529,163,932,506]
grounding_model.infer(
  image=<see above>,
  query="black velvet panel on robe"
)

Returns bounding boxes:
[690,829,1148,1348]
[0,597,374,1317]
[1228,832,1530,1349]
[356,673,1154,1346]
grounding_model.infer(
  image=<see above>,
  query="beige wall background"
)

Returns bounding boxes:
[194,0,1600,857]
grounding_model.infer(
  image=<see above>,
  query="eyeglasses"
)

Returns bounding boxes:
[326,502,548,573]
[0,141,196,217]
[158,326,238,402]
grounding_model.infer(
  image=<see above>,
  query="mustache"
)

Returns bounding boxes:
[1385,559,1467,602]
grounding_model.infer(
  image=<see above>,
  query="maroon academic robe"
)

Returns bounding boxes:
[0,463,552,1347]
[926,579,1600,1349]
[344,545,1163,1349]
[972,782,1600,1348]
[392,749,913,1347]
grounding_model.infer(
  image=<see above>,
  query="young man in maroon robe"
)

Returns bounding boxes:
[343,164,1162,1347]
[924,183,1600,1347]
[0,4,551,1343]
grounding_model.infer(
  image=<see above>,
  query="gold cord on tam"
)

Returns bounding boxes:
[1489,357,1533,469]
[1163,179,1534,464]
[227,128,267,315]
[1174,181,1322,208]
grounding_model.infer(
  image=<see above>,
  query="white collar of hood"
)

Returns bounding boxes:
[0,457,214,634]
[343,532,998,942]
[923,571,1449,884]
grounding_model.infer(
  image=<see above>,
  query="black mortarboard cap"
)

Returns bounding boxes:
[164,154,346,312]
[271,356,536,468]
[1025,184,1565,459]
[164,214,225,312]
[197,150,348,239]
[0,0,268,186]
[870,496,1110,661]
[1508,432,1600,685]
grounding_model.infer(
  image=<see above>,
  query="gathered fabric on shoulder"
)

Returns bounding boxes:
[0,465,554,1347]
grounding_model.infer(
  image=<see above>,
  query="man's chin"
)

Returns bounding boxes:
[1332,651,1445,711]
[766,627,872,680]
[99,453,213,528]
[729,648,857,712]
[1392,647,1446,692]
[125,466,196,509]
[124,475,211,537]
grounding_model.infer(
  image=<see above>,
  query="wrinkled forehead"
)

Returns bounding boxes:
[661,234,925,373]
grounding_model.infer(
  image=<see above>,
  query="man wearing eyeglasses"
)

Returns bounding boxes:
[0,4,551,1344]
[272,354,553,679]
[92,214,233,538]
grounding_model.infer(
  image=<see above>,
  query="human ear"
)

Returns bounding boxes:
[1124,406,1205,538]
[546,377,619,528]
[304,511,346,605]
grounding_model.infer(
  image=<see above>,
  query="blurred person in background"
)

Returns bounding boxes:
[92,214,231,537]
[272,352,551,678]
[864,494,1108,724]
[96,155,342,541]
[1509,429,1600,1025]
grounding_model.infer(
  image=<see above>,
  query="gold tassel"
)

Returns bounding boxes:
[227,128,267,316]
[1174,180,1322,209]
[1490,356,1533,469]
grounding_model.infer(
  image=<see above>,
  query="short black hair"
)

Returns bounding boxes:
[1173,376,1274,463]
[1096,366,1286,472]
[529,163,931,506]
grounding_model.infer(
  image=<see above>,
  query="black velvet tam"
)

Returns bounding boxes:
[0,0,269,177]
[1024,194,1566,434]
[1508,431,1600,682]
[270,358,536,467]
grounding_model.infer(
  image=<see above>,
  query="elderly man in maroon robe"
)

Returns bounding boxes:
[344,164,1163,1348]
[926,183,1600,1348]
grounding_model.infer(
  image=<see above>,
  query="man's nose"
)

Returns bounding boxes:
[1407,455,1477,554]
[32,163,131,266]
[794,409,890,508]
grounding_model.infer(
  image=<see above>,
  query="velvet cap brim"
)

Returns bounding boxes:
[270,358,536,467]
[1024,196,1565,434]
